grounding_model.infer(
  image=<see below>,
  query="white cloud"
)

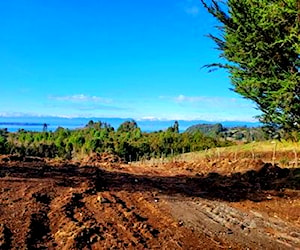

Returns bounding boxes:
[0,112,30,117]
[174,94,206,103]
[157,94,259,121]
[184,6,199,16]
[138,116,160,121]
[173,94,253,108]
[46,94,128,114]
[49,94,112,104]
[180,0,201,17]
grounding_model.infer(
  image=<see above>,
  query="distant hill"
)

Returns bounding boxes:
[185,123,268,142]
[185,123,224,137]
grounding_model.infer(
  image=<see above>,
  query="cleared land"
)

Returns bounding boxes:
[0,142,299,249]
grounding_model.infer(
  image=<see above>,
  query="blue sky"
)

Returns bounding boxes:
[0,0,260,121]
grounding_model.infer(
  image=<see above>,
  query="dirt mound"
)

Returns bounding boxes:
[80,153,125,169]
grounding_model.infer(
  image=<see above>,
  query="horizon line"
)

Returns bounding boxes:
[0,114,260,124]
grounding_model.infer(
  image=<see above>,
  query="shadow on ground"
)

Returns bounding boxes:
[0,162,299,202]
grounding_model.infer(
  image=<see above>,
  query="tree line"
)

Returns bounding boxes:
[0,120,231,161]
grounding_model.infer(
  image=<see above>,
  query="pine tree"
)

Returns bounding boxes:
[201,0,300,135]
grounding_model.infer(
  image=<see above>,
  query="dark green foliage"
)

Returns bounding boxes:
[201,0,300,135]
[174,121,179,133]
[2,121,230,161]
[0,135,7,154]
[224,126,270,142]
[186,123,269,142]
[117,120,138,133]
[85,120,114,131]
[0,129,8,154]
[185,123,224,137]
[167,121,180,133]
[86,120,95,128]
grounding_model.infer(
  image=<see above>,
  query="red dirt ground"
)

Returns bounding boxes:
[0,152,299,249]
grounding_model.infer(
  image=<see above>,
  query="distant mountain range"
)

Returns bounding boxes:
[0,116,261,132]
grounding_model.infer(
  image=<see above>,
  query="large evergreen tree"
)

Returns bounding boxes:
[201,0,300,135]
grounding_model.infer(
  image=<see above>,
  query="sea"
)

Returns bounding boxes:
[0,116,261,133]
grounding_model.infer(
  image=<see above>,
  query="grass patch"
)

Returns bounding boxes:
[174,140,300,164]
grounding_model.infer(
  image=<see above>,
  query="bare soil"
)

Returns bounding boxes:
[0,152,299,249]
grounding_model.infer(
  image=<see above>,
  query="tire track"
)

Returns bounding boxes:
[26,191,54,249]
[0,223,12,249]
[167,197,300,249]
